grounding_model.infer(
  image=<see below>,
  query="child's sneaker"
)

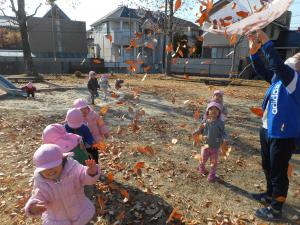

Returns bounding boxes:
[255,207,282,221]
[207,173,216,182]
[198,165,207,176]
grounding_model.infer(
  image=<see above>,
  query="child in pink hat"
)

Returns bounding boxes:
[73,98,109,144]
[193,102,228,182]
[24,144,100,225]
[202,90,228,122]
[21,82,37,98]
[99,74,111,101]
[64,108,100,164]
[42,123,89,165]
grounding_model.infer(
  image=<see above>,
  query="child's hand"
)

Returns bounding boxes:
[85,159,98,176]
[29,202,47,215]
[200,123,206,130]
[192,130,200,136]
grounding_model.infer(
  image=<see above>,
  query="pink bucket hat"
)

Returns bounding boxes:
[73,98,89,110]
[206,102,222,113]
[33,144,64,173]
[89,71,96,78]
[213,90,224,96]
[42,124,82,153]
[26,82,33,89]
[66,108,84,129]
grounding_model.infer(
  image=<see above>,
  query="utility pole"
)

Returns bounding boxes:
[165,0,174,75]
[162,0,168,74]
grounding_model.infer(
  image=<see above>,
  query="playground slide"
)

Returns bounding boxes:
[0,75,26,96]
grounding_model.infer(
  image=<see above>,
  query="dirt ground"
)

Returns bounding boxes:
[0,74,299,225]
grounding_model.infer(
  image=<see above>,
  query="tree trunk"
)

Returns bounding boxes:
[17,0,37,76]
[165,0,174,75]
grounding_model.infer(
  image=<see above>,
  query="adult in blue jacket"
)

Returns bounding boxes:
[249,30,300,221]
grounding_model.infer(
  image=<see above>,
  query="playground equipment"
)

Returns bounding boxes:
[0,75,27,97]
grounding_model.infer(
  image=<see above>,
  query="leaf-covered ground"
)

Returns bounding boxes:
[0,74,299,225]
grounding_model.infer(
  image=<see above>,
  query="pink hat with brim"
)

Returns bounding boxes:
[26,82,33,89]
[73,98,89,110]
[206,102,222,112]
[42,124,82,153]
[66,108,84,129]
[213,90,224,96]
[33,144,73,173]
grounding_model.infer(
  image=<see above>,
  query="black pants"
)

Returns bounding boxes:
[89,90,98,104]
[27,92,34,97]
[86,148,99,164]
[259,128,294,211]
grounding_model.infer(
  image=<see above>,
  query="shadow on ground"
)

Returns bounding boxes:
[92,175,183,225]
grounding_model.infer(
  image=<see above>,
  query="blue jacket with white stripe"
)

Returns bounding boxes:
[250,41,300,139]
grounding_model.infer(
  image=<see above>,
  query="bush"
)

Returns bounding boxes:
[74,71,83,78]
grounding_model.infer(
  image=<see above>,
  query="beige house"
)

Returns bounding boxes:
[89,6,201,73]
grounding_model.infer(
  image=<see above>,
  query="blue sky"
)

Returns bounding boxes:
[2,0,300,30]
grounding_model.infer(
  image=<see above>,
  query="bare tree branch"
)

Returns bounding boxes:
[26,3,42,19]
[9,0,17,14]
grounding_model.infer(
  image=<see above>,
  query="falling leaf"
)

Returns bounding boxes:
[194,110,200,121]
[100,106,109,115]
[195,12,208,26]
[134,162,145,169]
[97,195,106,210]
[229,34,238,45]
[193,134,201,146]
[236,11,249,18]
[144,65,151,73]
[93,141,107,152]
[105,34,112,43]
[107,172,114,183]
[178,49,184,58]
[224,16,233,21]
[166,43,173,53]
[175,0,182,11]
[172,138,178,144]
[250,107,263,117]
[189,46,196,56]
[167,207,181,223]
[137,146,155,155]
[111,92,119,98]
[288,163,294,178]
[232,2,237,9]
[184,74,190,80]
[93,59,101,64]
[134,31,143,40]
[120,188,129,199]
[141,74,148,82]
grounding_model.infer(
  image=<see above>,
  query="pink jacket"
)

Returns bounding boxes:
[25,158,100,225]
[85,110,109,143]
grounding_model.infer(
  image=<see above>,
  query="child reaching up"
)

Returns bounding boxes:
[99,74,111,101]
[194,102,228,182]
[21,82,37,98]
[87,71,100,105]
[24,144,100,225]
[73,98,109,144]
